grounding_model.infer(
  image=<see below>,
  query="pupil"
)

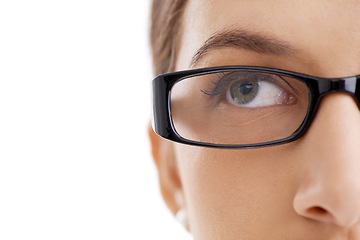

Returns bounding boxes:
[240,82,253,95]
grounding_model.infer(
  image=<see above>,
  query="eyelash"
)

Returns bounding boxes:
[200,72,277,96]
[200,72,230,96]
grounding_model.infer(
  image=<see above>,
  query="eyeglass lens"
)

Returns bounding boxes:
[170,71,310,145]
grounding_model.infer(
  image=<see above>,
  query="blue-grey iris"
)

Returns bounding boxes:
[229,79,259,104]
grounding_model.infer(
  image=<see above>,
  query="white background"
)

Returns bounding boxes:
[0,1,192,239]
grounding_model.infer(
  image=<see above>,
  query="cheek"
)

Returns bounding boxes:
[174,144,300,239]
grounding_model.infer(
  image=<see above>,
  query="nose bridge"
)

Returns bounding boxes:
[293,92,360,227]
[309,92,360,189]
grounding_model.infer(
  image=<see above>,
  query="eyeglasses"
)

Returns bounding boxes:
[152,66,360,149]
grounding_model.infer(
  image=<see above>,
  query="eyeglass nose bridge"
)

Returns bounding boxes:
[293,76,360,147]
[318,76,356,94]
[316,76,360,107]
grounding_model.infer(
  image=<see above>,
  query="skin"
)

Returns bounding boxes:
[149,0,360,239]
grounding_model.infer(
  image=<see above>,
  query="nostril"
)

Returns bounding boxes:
[307,206,329,216]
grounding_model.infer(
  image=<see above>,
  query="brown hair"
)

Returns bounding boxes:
[150,0,188,76]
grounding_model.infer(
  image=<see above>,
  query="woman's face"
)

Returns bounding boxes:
[150,0,360,239]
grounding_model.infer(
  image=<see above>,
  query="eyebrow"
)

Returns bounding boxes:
[190,29,299,67]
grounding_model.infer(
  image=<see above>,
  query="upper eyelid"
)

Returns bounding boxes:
[201,72,253,96]
[201,72,285,96]
[278,75,300,95]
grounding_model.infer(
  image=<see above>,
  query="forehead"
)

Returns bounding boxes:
[177,0,360,77]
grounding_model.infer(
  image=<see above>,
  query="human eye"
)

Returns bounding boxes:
[201,72,296,108]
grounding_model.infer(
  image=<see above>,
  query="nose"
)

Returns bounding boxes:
[293,93,360,227]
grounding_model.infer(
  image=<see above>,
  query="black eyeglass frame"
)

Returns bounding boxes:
[152,66,360,149]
